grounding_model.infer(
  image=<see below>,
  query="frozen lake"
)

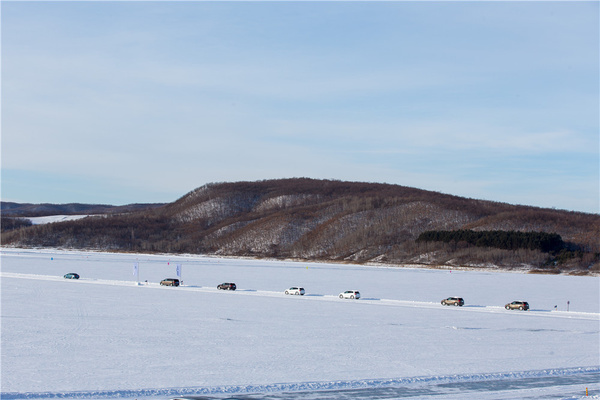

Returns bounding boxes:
[1,248,598,399]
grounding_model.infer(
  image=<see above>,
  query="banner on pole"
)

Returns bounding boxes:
[133,263,139,276]
[176,264,182,277]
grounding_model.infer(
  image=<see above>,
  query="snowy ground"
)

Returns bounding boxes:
[1,248,598,399]
[26,215,92,225]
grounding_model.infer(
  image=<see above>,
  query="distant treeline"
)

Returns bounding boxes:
[416,230,565,253]
[1,217,33,233]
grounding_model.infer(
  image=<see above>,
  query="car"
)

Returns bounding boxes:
[441,297,464,306]
[505,301,529,311]
[339,290,360,299]
[160,278,180,287]
[217,282,236,290]
[63,273,80,279]
[285,287,305,295]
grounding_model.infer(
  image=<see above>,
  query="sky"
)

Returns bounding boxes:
[1,1,598,213]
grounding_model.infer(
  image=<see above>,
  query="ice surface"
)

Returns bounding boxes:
[1,248,598,399]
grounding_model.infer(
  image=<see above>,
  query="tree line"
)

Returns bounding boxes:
[1,217,33,232]
[416,229,565,253]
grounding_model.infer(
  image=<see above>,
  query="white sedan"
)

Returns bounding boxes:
[339,290,360,299]
[285,287,305,295]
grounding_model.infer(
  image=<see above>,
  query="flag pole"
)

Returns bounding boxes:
[176,263,182,285]
[133,262,140,285]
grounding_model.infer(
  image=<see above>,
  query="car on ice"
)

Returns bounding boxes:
[160,278,180,287]
[339,290,360,299]
[505,301,529,310]
[63,273,80,279]
[217,282,236,290]
[285,287,305,295]
[441,297,464,306]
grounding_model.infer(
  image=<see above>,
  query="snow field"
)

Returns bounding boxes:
[26,215,91,225]
[1,248,599,399]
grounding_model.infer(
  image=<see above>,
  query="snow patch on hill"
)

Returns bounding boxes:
[27,215,91,225]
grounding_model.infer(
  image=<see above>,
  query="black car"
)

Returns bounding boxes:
[64,273,80,279]
[160,278,180,287]
[217,282,236,290]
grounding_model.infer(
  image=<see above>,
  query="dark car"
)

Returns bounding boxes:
[64,273,80,279]
[441,297,464,306]
[217,282,236,290]
[505,301,529,311]
[160,278,180,287]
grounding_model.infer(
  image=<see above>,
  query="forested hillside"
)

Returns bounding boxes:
[2,178,599,274]
[1,202,165,217]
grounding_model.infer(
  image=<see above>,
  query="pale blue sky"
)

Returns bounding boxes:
[2,1,598,213]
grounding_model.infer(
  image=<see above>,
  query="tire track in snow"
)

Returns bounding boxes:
[2,272,598,321]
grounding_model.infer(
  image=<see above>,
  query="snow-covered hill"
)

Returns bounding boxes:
[5,179,599,273]
[1,248,598,399]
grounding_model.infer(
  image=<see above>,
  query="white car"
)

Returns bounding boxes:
[339,290,360,299]
[285,287,305,295]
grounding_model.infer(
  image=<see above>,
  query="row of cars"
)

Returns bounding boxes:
[160,279,239,291]
[161,280,360,299]
[158,279,360,299]
[441,296,530,311]
[284,288,361,299]
[65,274,527,310]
